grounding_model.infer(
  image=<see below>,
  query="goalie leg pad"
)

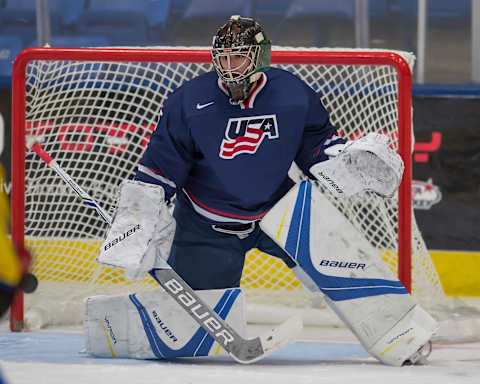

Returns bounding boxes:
[84,288,247,359]
[260,181,438,365]
[369,304,438,366]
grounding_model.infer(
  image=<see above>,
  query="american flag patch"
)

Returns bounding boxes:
[219,115,278,159]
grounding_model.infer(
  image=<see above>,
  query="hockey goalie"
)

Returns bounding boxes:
[86,15,437,365]
[87,132,437,365]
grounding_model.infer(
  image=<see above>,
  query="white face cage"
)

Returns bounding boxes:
[211,45,261,84]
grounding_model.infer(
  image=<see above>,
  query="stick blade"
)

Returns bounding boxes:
[259,315,303,356]
[233,315,303,364]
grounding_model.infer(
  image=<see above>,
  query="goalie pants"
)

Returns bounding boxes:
[168,199,296,290]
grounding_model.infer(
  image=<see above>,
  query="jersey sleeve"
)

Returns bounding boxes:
[294,85,346,179]
[135,89,195,201]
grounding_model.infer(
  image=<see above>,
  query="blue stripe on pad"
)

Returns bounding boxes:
[284,181,407,301]
[129,288,240,359]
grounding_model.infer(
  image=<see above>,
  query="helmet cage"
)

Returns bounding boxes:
[211,44,260,84]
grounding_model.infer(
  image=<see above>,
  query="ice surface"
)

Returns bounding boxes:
[1,325,479,384]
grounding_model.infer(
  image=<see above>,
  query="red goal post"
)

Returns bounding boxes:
[10,47,416,331]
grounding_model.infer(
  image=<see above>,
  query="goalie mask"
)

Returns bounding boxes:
[211,15,271,103]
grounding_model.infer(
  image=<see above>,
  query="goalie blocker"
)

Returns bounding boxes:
[260,181,438,366]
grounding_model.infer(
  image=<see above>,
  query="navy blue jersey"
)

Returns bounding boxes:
[136,67,344,224]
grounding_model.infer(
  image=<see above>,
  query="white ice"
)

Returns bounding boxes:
[1,323,479,384]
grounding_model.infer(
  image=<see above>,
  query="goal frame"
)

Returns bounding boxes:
[9,47,413,331]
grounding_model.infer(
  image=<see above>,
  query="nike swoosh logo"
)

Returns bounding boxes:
[196,101,215,110]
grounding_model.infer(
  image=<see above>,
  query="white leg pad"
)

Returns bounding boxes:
[369,304,438,366]
[260,181,438,365]
[84,288,246,359]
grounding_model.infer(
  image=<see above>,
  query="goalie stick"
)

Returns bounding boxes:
[27,141,302,364]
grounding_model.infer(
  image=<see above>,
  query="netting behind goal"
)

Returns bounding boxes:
[10,47,445,331]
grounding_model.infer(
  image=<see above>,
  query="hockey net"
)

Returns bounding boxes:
[10,47,447,331]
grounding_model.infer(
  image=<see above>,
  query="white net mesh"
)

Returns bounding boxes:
[14,48,446,328]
